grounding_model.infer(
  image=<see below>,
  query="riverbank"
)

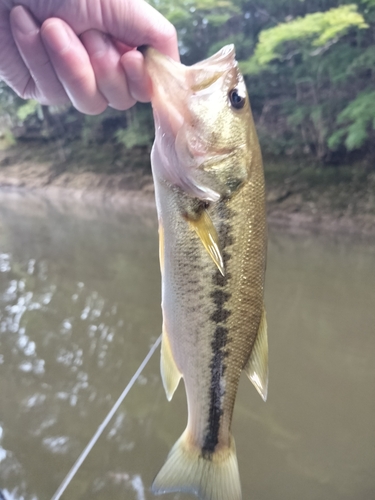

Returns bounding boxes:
[1,140,374,236]
[265,156,375,236]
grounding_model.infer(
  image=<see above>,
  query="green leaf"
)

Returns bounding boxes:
[329,90,375,150]
[328,129,347,150]
[239,57,263,75]
[345,124,368,150]
[115,106,153,149]
[347,46,375,74]
[287,107,308,127]
[338,90,375,124]
[16,100,39,121]
[251,5,368,67]
[360,0,375,8]
[206,13,232,26]
[195,0,236,10]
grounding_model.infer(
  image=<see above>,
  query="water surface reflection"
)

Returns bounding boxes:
[0,190,374,500]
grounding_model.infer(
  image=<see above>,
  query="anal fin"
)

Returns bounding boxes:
[244,305,269,401]
[161,325,182,401]
[188,209,224,276]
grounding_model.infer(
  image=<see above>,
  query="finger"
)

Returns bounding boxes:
[111,39,134,56]
[9,6,68,105]
[121,50,152,103]
[85,0,179,61]
[81,29,135,111]
[41,18,107,115]
[0,6,39,99]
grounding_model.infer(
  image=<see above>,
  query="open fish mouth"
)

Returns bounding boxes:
[141,44,238,143]
[140,45,188,138]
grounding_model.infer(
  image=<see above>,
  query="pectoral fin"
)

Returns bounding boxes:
[188,210,224,276]
[244,305,269,401]
[161,326,182,401]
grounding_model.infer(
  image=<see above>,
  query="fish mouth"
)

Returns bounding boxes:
[141,46,188,137]
[142,45,237,139]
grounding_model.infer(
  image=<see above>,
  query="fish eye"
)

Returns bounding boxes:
[229,88,246,110]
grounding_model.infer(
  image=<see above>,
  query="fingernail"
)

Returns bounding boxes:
[42,22,73,54]
[11,6,39,36]
[83,31,110,58]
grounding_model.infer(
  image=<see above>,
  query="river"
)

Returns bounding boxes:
[0,190,374,500]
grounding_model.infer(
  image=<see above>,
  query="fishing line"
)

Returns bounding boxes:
[50,335,161,500]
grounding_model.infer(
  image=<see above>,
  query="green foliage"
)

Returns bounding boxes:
[347,46,375,75]
[328,90,375,150]
[149,0,242,65]
[1,128,16,147]
[287,106,306,128]
[236,1,375,158]
[206,12,232,26]
[0,81,17,111]
[16,100,40,121]
[195,0,235,8]
[239,58,262,76]
[81,113,107,145]
[361,0,375,7]
[0,81,23,128]
[151,0,239,21]
[249,5,368,68]
[115,105,153,150]
[208,33,253,59]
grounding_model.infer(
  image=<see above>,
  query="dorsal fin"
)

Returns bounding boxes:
[244,305,269,401]
[188,210,224,276]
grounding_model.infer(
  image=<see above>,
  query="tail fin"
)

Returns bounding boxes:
[152,430,241,500]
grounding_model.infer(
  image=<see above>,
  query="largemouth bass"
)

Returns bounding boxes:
[143,44,268,500]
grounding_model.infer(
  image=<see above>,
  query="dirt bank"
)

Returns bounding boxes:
[0,140,155,205]
[265,156,375,236]
[1,141,374,236]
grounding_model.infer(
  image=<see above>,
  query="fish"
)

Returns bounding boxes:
[142,44,268,500]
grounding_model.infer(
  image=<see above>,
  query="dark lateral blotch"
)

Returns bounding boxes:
[211,289,231,307]
[210,308,231,324]
[213,271,231,287]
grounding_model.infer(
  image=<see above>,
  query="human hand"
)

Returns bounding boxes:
[0,0,178,114]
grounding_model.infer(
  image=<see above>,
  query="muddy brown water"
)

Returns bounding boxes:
[0,189,374,500]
